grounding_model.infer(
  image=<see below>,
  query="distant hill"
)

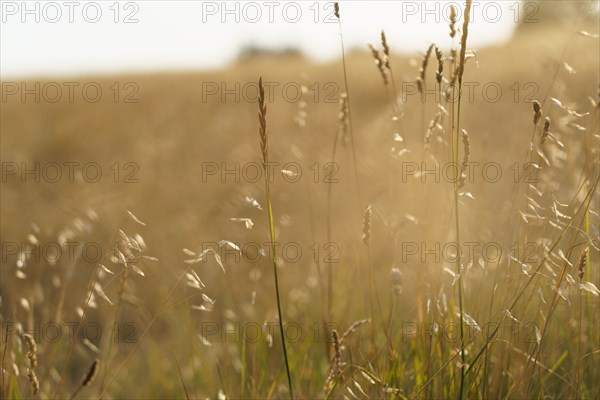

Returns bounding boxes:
[516,0,599,31]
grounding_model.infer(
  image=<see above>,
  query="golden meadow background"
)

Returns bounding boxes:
[1,1,599,398]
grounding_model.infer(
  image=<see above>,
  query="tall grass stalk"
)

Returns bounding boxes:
[334,2,363,213]
[257,77,294,399]
[326,92,347,325]
[362,205,380,361]
[584,87,598,356]
[452,1,472,399]
[574,250,585,398]
[416,42,435,325]
[332,1,365,331]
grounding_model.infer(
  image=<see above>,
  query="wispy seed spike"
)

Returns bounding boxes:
[368,43,388,85]
[417,44,435,93]
[449,6,457,38]
[258,77,268,166]
[435,46,444,84]
[577,248,588,281]
[457,0,473,84]
[380,30,391,70]
[541,117,551,144]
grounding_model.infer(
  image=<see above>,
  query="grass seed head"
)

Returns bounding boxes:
[417,44,435,93]
[532,100,542,125]
[338,93,350,145]
[449,6,457,38]
[457,0,473,84]
[541,117,551,144]
[424,112,442,151]
[28,369,39,395]
[381,30,391,69]
[258,77,268,166]
[332,330,341,369]
[577,248,588,280]
[340,319,371,344]
[82,358,100,387]
[435,46,444,84]
[22,334,39,395]
[22,333,37,369]
[362,205,372,245]
[368,43,388,85]
[324,329,343,393]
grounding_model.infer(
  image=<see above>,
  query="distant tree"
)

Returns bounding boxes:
[237,45,303,60]
[516,0,598,30]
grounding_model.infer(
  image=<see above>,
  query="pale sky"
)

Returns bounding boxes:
[1,0,522,78]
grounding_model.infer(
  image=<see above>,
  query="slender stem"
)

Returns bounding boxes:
[575,287,582,399]
[327,8,365,334]
[336,13,363,214]
[264,163,294,399]
[417,97,426,325]
[326,127,340,325]
[454,2,472,397]
[365,244,379,363]
[454,65,466,400]
[258,76,293,398]
[333,5,365,356]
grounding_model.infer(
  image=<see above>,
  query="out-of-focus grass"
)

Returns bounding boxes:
[1,14,599,399]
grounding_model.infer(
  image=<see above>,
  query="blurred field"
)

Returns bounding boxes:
[1,2,599,399]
